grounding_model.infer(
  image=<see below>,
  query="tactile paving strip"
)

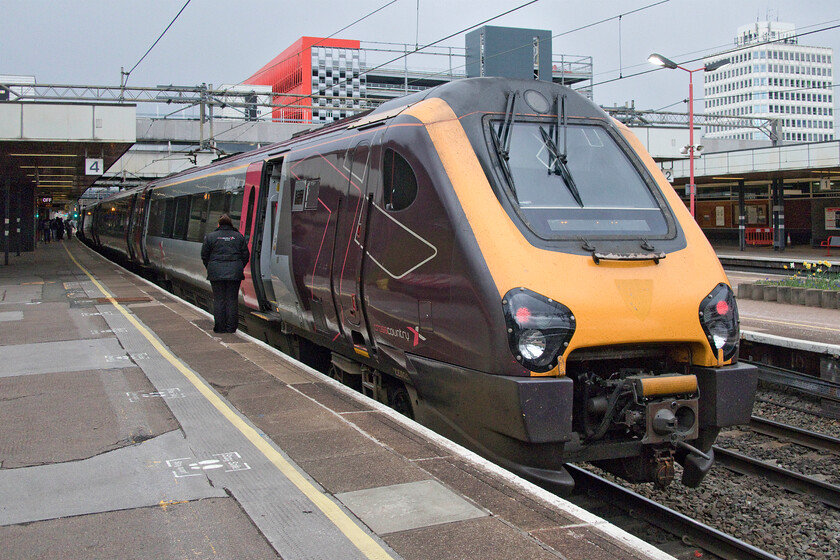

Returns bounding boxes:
[95,301,397,560]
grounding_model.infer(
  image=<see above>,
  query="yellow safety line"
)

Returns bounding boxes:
[64,245,393,560]
[742,316,840,335]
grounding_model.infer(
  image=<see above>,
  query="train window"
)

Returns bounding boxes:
[206,191,227,232]
[292,181,306,212]
[493,121,669,239]
[187,193,209,242]
[173,196,190,240]
[229,190,244,227]
[304,180,320,210]
[242,188,256,241]
[383,149,417,211]
[160,198,176,238]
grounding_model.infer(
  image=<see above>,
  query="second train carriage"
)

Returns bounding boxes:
[81,77,758,493]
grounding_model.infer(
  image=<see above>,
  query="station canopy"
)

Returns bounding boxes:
[0,101,136,208]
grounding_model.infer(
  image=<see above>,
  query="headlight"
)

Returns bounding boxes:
[699,283,740,362]
[518,329,547,360]
[503,288,576,373]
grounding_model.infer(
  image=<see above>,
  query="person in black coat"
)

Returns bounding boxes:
[201,214,250,333]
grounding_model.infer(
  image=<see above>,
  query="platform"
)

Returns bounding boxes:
[711,242,840,350]
[713,241,840,270]
[0,239,671,560]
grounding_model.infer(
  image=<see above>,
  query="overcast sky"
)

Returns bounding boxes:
[2,0,839,116]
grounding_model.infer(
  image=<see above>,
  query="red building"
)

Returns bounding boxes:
[245,37,362,123]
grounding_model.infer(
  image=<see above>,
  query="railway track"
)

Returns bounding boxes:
[566,465,782,560]
[748,416,840,455]
[744,359,840,405]
[566,414,840,558]
[711,415,840,511]
[713,446,840,510]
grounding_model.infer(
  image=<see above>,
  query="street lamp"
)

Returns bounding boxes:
[648,53,729,218]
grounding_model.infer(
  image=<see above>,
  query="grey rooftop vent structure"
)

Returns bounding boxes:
[465,26,553,82]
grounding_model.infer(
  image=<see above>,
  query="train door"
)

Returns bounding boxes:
[125,194,137,261]
[261,155,302,323]
[134,187,152,265]
[250,158,281,311]
[269,156,308,323]
[240,162,263,310]
[332,141,373,352]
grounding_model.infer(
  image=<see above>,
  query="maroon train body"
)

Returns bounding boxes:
[81,77,757,493]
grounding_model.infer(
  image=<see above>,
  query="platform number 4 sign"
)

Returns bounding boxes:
[85,158,104,176]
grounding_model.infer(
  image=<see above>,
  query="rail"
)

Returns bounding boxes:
[742,358,840,404]
[566,465,781,560]
[749,416,840,455]
[713,446,840,509]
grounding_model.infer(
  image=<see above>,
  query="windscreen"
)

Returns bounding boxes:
[494,121,669,239]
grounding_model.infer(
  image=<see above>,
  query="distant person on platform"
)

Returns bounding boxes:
[51,217,63,241]
[201,214,249,333]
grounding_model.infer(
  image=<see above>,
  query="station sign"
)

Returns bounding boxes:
[85,158,104,175]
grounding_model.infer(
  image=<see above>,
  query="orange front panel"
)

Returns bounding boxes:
[405,99,730,368]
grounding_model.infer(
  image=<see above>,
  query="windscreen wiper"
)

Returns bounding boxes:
[539,126,584,208]
[556,94,568,164]
[491,91,519,200]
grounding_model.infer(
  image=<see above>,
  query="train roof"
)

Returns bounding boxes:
[86,77,607,207]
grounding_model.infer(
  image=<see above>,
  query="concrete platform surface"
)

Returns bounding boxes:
[0,240,673,559]
[716,243,840,349]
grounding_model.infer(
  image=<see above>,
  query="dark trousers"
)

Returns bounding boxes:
[211,280,241,333]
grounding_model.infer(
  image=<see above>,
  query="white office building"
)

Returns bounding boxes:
[703,21,834,143]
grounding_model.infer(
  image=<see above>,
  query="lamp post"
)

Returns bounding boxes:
[648,53,729,218]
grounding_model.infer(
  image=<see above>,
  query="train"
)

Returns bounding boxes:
[80,77,758,493]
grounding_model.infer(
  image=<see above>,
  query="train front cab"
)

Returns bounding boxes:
[354,79,758,492]
[225,78,757,494]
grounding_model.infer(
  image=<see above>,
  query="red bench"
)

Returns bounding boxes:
[821,236,840,256]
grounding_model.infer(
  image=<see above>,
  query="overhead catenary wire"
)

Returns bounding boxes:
[204,0,404,142]
[123,0,192,87]
[592,22,840,91]
[592,17,840,82]
[256,1,541,118]
[225,0,401,91]
[360,0,672,93]
[124,3,839,144]
[126,0,669,128]
[155,1,691,148]
[211,0,543,140]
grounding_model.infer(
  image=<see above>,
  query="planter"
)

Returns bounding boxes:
[820,290,838,309]
[805,289,822,307]
[777,286,792,304]
[739,282,839,308]
[738,283,754,299]
[792,288,809,305]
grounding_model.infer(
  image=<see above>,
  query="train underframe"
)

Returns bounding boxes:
[239,303,756,494]
[119,268,756,495]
